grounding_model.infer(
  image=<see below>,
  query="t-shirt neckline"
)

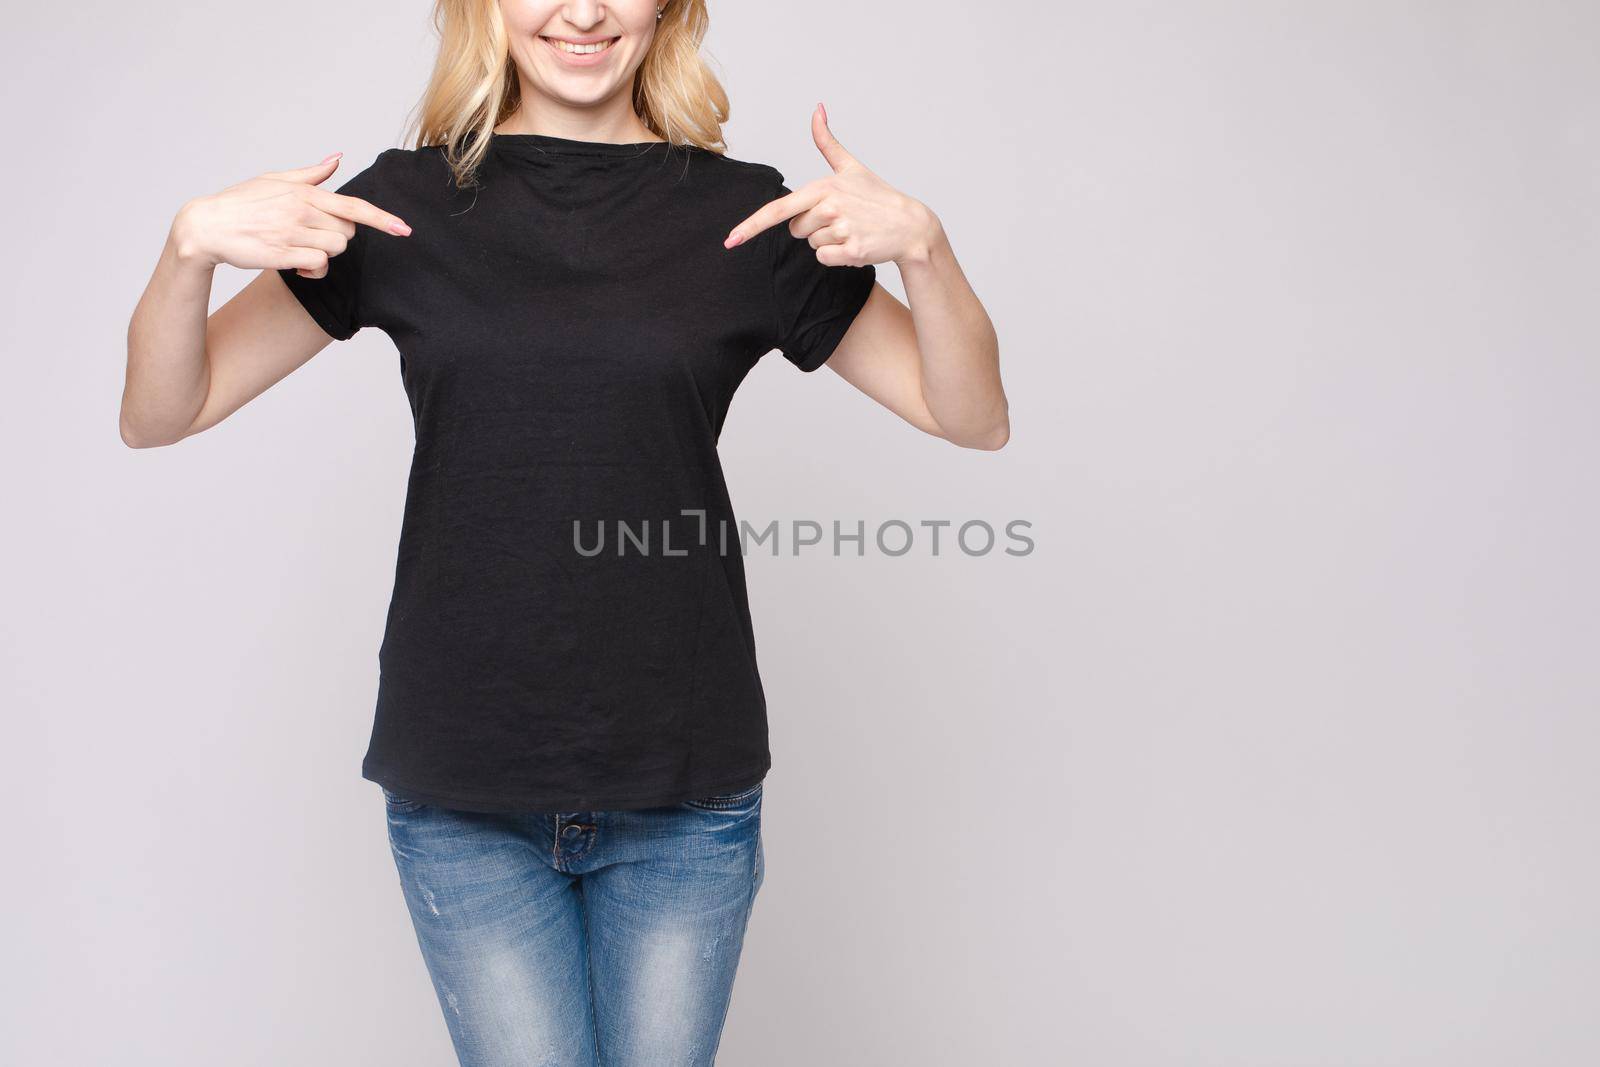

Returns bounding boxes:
[489,132,675,159]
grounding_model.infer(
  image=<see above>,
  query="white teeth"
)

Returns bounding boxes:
[550,38,614,54]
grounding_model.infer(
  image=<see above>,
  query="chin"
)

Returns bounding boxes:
[532,78,615,108]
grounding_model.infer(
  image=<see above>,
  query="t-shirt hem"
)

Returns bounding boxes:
[361,756,773,815]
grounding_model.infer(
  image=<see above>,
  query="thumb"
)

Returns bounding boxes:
[811,103,857,172]
[262,151,344,185]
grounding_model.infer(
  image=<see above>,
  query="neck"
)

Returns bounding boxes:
[495,93,662,144]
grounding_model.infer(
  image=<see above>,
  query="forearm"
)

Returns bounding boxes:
[896,212,1008,450]
[121,213,215,448]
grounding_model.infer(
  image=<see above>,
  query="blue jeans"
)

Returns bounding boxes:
[382,781,766,1066]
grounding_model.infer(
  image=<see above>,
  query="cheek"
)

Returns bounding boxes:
[612,1,659,39]
[499,0,560,36]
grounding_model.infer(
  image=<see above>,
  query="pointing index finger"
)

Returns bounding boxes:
[309,187,412,236]
[724,183,823,249]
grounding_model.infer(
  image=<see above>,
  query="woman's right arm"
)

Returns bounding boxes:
[120,154,410,449]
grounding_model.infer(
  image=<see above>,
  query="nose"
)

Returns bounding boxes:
[562,1,604,30]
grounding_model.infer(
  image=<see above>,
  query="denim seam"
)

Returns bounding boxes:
[709,807,763,1062]
[578,885,602,1062]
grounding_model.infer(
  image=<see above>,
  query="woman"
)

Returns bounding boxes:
[121,0,1007,1063]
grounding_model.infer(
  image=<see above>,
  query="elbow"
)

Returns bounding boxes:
[119,410,150,449]
[948,414,1009,452]
[975,418,1009,451]
[119,409,181,449]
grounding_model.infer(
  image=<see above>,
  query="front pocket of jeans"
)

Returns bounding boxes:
[382,787,427,814]
[683,781,764,811]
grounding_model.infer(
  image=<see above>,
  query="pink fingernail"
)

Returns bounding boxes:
[321,151,343,163]
[389,220,412,236]
[724,232,744,249]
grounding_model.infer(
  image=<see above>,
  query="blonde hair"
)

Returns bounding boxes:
[402,0,729,188]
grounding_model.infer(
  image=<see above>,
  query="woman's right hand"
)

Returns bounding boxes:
[169,152,411,277]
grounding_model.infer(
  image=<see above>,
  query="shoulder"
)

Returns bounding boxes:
[364,144,450,183]
[344,143,477,187]
[677,148,792,222]
[325,146,426,199]
[688,147,784,188]
[348,145,479,209]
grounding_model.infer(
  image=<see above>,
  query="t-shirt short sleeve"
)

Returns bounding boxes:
[766,176,877,372]
[275,155,386,341]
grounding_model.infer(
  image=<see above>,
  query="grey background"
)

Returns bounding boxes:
[4,1,1597,1064]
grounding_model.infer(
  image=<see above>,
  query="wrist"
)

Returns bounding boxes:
[895,202,947,268]
[168,200,219,272]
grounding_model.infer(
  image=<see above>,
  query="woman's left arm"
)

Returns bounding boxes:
[725,105,1010,451]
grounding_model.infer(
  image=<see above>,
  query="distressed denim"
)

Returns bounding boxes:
[382,781,766,1066]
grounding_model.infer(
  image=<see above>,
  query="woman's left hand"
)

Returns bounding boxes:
[723,103,942,267]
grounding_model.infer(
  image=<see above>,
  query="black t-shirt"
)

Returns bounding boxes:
[277,133,875,813]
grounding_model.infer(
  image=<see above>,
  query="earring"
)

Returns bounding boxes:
[656,6,664,19]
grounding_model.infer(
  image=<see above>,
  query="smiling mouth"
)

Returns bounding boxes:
[540,35,620,56]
